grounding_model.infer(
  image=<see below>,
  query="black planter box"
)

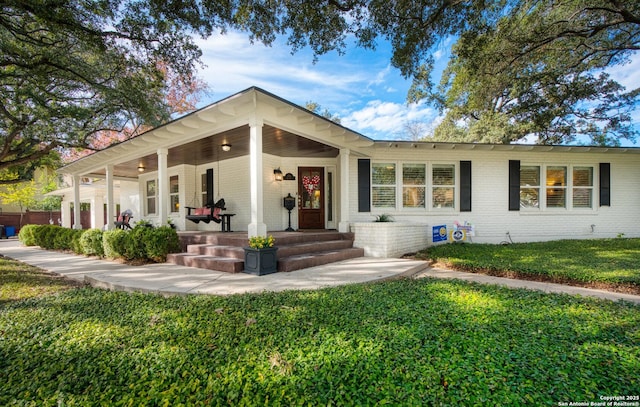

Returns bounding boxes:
[243,247,278,275]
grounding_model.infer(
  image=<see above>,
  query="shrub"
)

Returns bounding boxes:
[29,225,61,250]
[122,225,150,261]
[71,231,84,255]
[18,225,37,246]
[52,228,81,251]
[144,226,181,262]
[79,229,104,257]
[103,229,130,259]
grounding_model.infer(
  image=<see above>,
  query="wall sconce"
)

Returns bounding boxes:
[221,143,232,152]
[137,163,145,172]
[274,168,283,181]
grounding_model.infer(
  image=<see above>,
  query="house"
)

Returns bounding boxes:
[56,87,640,258]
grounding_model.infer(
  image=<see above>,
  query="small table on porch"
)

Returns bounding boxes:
[220,214,235,232]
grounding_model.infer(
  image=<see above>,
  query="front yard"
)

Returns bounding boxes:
[1,255,638,405]
[418,238,640,294]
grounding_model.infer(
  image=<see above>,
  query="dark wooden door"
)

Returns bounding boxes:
[298,167,325,229]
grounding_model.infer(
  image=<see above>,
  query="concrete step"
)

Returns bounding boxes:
[170,231,363,274]
[278,247,365,272]
[187,244,245,259]
[166,253,244,273]
[276,240,355,258]
[179,231,354,248]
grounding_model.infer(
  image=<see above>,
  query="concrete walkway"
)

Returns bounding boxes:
[0,239,427,295]
[2,239,639,304]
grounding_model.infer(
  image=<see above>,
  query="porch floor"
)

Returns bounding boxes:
[168,230,365,273]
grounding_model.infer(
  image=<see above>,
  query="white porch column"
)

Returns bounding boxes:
[90,195,104,229]
[248,118,267,237]
[72,175,82,229]
[338,149,351,233]
[157,148,168,224]
[105,165,115,230]
[61,200,71,228]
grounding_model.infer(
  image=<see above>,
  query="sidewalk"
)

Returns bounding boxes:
[0,239,427,295]
[2,239,639,304]
[414,266,640,304]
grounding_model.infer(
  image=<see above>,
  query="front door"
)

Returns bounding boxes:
[298,167,325,229]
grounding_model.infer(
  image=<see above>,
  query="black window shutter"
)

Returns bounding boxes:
[206,168,214,204]
[358,159,371,212]
[509,160,520,211]
[460,161,472,212]
[599,163,610,206]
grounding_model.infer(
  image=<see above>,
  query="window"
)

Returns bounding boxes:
[520,166,540,208]
[573,167,593,208]
[201,173,208,207]
[146,180,156,215]
[432,164,455,209]
[546,166,567,208]
[169,175,179,213]
[372,163,396,208]
[403,164,426,208]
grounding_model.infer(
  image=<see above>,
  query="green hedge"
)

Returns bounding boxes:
[17,225,37,246]
[102,229,130,259]
[18,224,181,263]
[79,229,104,257]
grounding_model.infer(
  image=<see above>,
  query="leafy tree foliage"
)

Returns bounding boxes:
[3,0,638,176]
[305,101,341,123]
[0,0,207,183]
[405,0,640,145]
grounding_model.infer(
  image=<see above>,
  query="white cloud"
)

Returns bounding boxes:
[342,100,439,139]
[194,32,375,106]
[192,31,444,140]
[606,53,640,91]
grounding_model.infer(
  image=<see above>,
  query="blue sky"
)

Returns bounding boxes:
[194,31,640,144]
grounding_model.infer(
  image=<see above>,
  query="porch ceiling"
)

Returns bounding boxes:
[91,124,339,178]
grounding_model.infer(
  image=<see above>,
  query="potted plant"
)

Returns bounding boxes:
[243,235,278,275]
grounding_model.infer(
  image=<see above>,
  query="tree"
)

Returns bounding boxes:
[397,119,430,141]
[1,0,208,183]
[0,172,37,226]
[60,64,209,163]
[305,101,341,123]
[405,0,640,145]
[4,0,638,174]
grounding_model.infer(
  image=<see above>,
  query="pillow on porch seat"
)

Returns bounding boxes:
[194,207,211,216]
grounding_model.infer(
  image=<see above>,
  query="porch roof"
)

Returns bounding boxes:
[59,87,375,179]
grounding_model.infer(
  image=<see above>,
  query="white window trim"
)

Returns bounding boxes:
[370,160,459,213]
[169,174,179,214]
[145,178,158,216]
[521,163,597,212]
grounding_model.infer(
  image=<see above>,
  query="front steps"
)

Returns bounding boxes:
[167,231,365,273]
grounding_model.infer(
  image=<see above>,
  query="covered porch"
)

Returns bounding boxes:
[57,87,374,236]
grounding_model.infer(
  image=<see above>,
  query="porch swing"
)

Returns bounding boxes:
[185,168,226,224]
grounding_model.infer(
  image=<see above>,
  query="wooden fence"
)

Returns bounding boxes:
[0,210,93,235]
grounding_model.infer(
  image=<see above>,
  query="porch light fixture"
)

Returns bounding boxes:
[274,168,283,181]
[221,143,232,152]
[137,163,145,172]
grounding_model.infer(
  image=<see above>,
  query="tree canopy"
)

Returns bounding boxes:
[2,0,639,183]
[0,0,207,183]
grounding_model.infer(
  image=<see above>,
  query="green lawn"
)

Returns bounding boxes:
[1,258,639,405]
[418,238,640,293]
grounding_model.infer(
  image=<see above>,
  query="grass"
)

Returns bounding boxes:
[1,256,639,405]
[417,238,640,294]
[0,256,83,305]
